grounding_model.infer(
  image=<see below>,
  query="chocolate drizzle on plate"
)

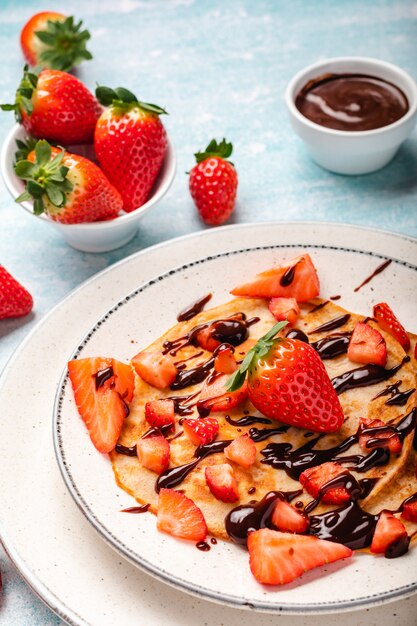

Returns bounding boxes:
[121,504,150,514]
[354,259,392,293]
[372,381,415,407]
[177,293,212,322]
[225,415,273,427]
[311,332,351,359]
[310,314,351,334]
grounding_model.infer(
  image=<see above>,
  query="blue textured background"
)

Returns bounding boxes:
[0,0,416,623]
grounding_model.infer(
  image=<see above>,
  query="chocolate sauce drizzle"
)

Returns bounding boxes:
[225,415,273,427]
[309,300,329,314]
[94,366,114,390]
[280,264,297,286]
[115,443,137,457]
[286,328,351,359]
[249,424,290,442]
[332,357,410,395]
[354,259,392,293]
[121,504,150,514]
[372,381,415,407]
[177,294,212,322]
[310,314,351,334]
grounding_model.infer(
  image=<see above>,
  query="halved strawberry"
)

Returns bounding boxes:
[401,498,417,523]
[157,488,207,541]
[182,417,219,446]
[230,254,320,302]
[224,434,256,468]
[131,351,177,389]
[68,357,129,453]
[299,462,350,505]
[194,326,220,352]
[214,345,237,374]
[197,374,248,416]
[373,303,410,351]
[111,360,135,402]
[371,511,408,554]
[205,463,239,503]
[347,322,387,367]
[248,529,352,585]
[145,399,175,429]
[268,297,300,326]
[136,435,170,474]
[271,499,309,533]
[358,417,402,455]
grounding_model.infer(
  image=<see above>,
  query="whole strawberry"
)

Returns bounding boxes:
[189,138,238,225]
[15,139,122,224]
[0,267,33,320]
[20,12,92,71]
[226,322,344,433]
[1,66,101,144]
[94,86,168,212]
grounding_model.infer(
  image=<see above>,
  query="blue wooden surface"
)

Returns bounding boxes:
[0,0,416,623]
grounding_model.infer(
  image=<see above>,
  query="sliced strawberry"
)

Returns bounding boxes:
[131,350,177,389]
[224,434,256,468]
[205,463,239,503]
[136,435,170,474]
[371,511,408,554]
[145,399,175,429]
[373,303,410,351]
[347,322,387,367]
[271,499,309,533]
[68,357,129,453]
[248,529,352,585]
[401,498,417,523]
[268,297,300,326]
[299,462,350,505]
[195,326,220,352]
[358,417,402,455]
[182,417,219,446]
[157,488,207,541]
[230,254,320,302]
[111,359,135,402]
[197,373,248,416]
[214,345,237,374]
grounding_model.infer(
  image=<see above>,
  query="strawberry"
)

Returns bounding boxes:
[15,140,122,224]
[197,373,248,416]
[94,86,167,212]
[248,529,352,585]
[1,66,101,144]
[189,138,238,226]
[373,303,410,352]
[20,12,92,71]
[136,435,170,474]
[347,322,387,367]
[226,322,344,432]
[0,266,33,319]
[358,417,402,455]
[194,314,245,352]
[145,399,175,429]
[224,434,256,468]
[182,417,219,446]
[68,357,132,453]
[205,463,239,503]
[299,462,350,504]
[371,511,408,555]
[230,254,320,302]
[269,297,300,326]
[157,488,207,541]
[131,350,177,389]
[214,345,237,374]
[271,499,309,533]
[401,498,417,523]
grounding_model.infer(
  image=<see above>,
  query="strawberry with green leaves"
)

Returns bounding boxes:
[1,66,101,145]
[15,139,122,224]
[94,86,168,212]
[20,12,92,71]
[189,138,238,225]
[226,321,344,432]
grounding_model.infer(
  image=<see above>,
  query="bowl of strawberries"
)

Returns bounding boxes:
[1,66,176,253]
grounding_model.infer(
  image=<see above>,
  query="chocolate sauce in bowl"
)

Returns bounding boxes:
[295,74,409,132]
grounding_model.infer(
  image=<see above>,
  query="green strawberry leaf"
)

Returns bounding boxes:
[35,140,52,166]
[14,160,35,179]
[225,320,288,392]
[15,189,32,203]
[195,138,234,164]
[95,84,168,115]
[35,15,92,72]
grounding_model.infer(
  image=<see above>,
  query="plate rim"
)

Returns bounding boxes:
[1,221,417,624]
[54,234,417,614]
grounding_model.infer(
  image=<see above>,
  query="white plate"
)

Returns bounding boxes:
[1,223,417,626]
[53,223,417,615]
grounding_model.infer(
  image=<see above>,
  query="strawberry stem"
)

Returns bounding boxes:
[225,321,288,392]
[95,85,168,115]
[35,15,92,72]
[194,138,234,164]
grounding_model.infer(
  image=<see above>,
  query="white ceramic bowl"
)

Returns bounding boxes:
[0,124,176,253]
[285,57,417,175]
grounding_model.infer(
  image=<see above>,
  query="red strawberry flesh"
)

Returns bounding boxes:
[205,463,239,503]
[347,322,387,367]
[157,488,207,541]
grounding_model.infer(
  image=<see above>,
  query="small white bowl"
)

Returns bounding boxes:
[1,124,176,252]
[285,57,417,175]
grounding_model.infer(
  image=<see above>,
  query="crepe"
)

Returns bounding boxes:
[111,298,417,541]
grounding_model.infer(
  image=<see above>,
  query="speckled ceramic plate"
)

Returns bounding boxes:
[51,223,417,616]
